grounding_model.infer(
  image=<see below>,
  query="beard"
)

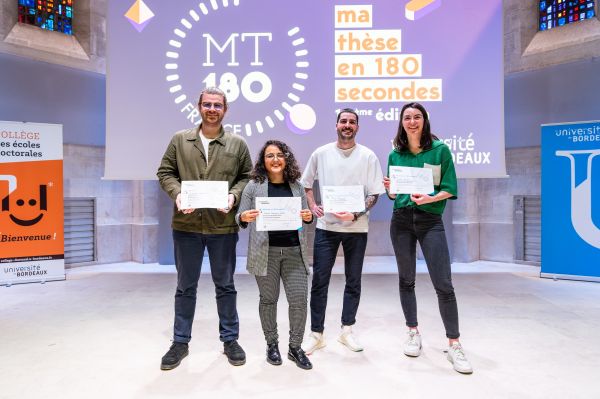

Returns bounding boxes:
[200,110,224,126]
[337,128,356,142]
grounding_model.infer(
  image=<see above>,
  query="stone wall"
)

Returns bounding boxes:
[63,144,158,264]
[504,0,600,74]
[0,0,105,73]
[446,147,541,263]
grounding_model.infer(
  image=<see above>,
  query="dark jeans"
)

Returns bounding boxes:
[310,228,368,332]
[172,229,239,344]
[390,207,460,339]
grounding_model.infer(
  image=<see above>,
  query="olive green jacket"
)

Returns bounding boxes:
[157,125,252,234]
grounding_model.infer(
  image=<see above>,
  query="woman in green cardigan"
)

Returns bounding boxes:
[383,102,473,374]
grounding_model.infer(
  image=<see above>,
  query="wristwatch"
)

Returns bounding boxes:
[352,212,359,222]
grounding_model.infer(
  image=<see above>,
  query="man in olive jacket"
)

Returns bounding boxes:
[157,87,252,370]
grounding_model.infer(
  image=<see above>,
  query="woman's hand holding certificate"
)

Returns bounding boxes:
[255,197,302,231]
[388,166,434,195]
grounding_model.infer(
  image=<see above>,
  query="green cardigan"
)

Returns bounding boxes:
[387,140,457,215]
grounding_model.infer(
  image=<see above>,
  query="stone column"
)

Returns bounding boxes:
[132,180,159,263]
[450,178,480,262]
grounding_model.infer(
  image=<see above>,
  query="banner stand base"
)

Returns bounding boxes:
[540,273,600,283]
[2,275,66,287]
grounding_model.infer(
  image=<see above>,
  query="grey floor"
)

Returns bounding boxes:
[1,258,599,399]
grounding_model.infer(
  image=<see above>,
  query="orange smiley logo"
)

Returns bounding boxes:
[2,185,47,227]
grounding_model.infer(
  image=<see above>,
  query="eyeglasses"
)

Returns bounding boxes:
[200,102,225,111]
[265,153,288,160]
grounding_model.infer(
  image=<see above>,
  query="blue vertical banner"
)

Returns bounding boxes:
[541,121,600,282]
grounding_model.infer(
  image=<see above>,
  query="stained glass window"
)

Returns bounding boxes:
[539,1,596,31]
[18,0,73,35]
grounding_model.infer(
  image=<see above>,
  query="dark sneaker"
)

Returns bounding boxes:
[288,345,313,370]
[160,342,189,370]
[223,340,246,366]
[266,343,282,366]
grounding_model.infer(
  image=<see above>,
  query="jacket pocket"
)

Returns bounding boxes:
[214,152,239,179]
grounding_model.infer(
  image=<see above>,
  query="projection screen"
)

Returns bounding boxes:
[106,0,505,180]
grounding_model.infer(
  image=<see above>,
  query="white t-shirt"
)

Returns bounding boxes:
[300,142,385,233]
[199,131,215,166]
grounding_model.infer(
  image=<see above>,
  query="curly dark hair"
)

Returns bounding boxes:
[393,102,438,152]
[250,140,302,183]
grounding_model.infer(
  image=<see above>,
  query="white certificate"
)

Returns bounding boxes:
[322,185,365,213]
[255,197,302,231]
[388,166,434,194]
[180,180,228,209]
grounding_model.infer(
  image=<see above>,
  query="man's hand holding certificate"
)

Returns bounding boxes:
[388,166,434,195]
[180,181,229,209]
[322,185,365,213]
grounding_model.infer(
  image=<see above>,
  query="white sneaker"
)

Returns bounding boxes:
[337,326,364,352]
[302,332,326,355]
[447,342,473,374]
[403,329,422,357]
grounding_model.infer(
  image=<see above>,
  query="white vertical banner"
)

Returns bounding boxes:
[0,121,65,285]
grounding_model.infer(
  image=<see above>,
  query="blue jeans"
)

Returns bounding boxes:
[390,207,460,339]
[310,228,368,332]
[172,230,239,343]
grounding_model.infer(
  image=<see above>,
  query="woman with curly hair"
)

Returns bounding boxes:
[235,140,314,370]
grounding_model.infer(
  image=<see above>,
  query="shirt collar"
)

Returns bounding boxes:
[186,125,226,144]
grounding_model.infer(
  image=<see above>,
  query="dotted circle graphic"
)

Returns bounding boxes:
[164,0,312,136]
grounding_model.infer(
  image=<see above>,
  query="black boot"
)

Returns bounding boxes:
[266,343,282,365]
[288,345,313,370]
[160,342,189,370]
[223,340,246,366]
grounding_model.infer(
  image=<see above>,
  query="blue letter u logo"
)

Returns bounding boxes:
[556,150,600,249]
